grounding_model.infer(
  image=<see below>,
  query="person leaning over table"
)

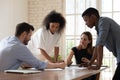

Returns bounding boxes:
[82,7,120,80]
[0,22,65,72]
[66,31,97,80]
[27,10,66,63]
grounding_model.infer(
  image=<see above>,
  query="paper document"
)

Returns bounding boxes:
[45,68,63,71]
[68,66,87,70]
[4,69,41,74]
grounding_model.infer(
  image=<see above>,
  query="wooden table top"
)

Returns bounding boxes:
[0,66,108,80]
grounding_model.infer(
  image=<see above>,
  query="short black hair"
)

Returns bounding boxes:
[15,22,34,37]
[42,10,66,33]
[82,7,100,18]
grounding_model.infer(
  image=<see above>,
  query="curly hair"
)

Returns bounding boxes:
[42,10,66,33]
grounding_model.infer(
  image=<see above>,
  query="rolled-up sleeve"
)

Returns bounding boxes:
[13,45,47,69]
[96,18,110,46]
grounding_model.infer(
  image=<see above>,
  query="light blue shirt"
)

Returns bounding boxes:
[0,36,47,71]
[95,17,120,64]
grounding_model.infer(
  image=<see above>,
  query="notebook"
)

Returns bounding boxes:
[4,69,41,74]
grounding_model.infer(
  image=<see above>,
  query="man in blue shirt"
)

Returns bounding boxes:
[0,22,65,72]
[82,7,120,80]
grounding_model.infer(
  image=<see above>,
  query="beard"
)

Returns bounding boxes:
[23,40,29,45]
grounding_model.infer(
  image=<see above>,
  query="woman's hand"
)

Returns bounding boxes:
[79,63,88,67]
[66,61,73,67]
[57,60,64,63]
[87,65,101,70]
[81,57,90,63]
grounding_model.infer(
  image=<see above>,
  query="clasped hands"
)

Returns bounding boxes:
[79,57,101,70]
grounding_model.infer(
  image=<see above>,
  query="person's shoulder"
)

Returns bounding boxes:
[32,27,44,36]
[100,17,113,21]
[98,17,113,25]
[72,47,77,50]
[35,27,43,33]
[0,36,10,46]
[1,36,15,43]
[14,42,27,50]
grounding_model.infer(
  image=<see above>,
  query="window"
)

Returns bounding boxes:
[65,0,120,80]
[65,0,97,62]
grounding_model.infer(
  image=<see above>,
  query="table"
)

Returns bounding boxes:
[0,66,108,80]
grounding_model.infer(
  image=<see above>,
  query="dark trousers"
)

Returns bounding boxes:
[82,75,96,80]
[112,63,120,80]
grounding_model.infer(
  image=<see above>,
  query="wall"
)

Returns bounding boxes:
[0,0,28,39]
[28,0,64,30]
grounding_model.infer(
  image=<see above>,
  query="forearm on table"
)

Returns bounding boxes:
[89,47,97,65]
[66,51,74,66]
[46,62,65,69]
[54,47,59,62]
[66,57,72,66]
[96,45,103,67]
[46,63,58,68]
[40,49,53,62]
